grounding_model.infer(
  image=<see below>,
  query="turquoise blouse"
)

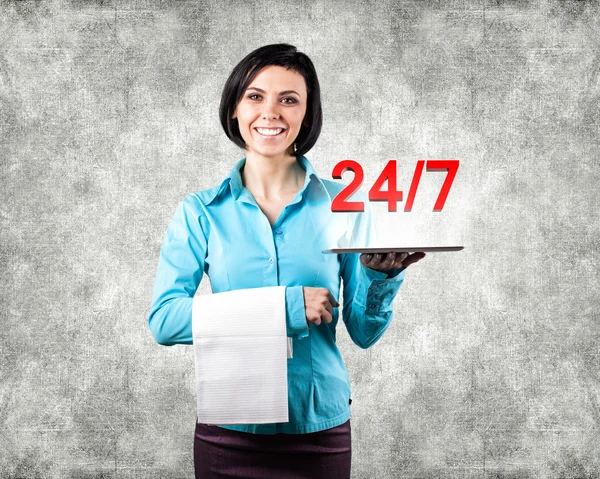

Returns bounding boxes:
[148,155,405,434]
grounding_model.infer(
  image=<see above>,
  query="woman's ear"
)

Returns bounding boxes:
[302,118,310,128]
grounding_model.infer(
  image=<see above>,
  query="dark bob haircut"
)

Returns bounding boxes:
[219,43,322,158]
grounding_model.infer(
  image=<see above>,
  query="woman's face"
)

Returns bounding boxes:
[233,65,308,159]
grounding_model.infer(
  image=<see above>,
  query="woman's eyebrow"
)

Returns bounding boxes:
[246,86,300,96]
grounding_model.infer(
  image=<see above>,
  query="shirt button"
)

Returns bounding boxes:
[269,257,274,264]
[275,229,283,235]
[368,304,376,310]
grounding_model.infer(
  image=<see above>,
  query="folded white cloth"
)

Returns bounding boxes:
[192,286,290,425]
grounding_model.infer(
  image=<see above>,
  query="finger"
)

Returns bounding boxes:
[375,253,406,271]
[362,253,380,266]
[372,253,385,265]
[360,253,373,266]
[397,252,425,268]
[403,252,426,268]
[376,252,397,270]
[327,290,340,308]
[306,307,321,323]
[362,253,385,268]
[321,309,332,324]
[388,253,409,269]
[323,299,333,317]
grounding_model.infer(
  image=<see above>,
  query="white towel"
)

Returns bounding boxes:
[192,286,290,425]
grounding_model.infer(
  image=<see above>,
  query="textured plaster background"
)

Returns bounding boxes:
[1,0,599,477]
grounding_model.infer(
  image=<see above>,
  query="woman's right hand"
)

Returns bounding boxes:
[303,287,339,326]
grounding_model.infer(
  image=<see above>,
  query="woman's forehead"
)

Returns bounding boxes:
[247,66,307,94]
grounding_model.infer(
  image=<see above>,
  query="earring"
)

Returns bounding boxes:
[293,143,297,153]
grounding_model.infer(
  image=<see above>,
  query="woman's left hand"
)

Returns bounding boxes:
[360,251,426,275]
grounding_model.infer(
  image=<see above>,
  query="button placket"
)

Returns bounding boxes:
[259,213,277,281]
[270,227,283,268]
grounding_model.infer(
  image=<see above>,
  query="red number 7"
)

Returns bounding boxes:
[426,160,459,212]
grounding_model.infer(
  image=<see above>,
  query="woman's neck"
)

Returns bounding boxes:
[241,150,306,200]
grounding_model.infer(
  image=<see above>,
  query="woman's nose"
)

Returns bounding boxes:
[261,99,280,120]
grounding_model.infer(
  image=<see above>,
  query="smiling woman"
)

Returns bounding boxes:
[234,67,307,155]
[147,43,425,479]
[219,44,322,158]
[230,65,310,225]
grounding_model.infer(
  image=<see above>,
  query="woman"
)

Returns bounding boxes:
[148,43,425,478]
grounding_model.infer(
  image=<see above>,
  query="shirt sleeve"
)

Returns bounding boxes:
[148,194,208,346]
[285,286,310,340]
[148,194,311,346]
[339,202,405,349]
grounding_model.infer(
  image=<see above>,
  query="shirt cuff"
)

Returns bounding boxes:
[285,286,309,339]
[361,265,405,315]
[362,264,406,284]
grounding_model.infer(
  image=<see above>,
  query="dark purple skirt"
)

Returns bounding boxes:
[194,419,351,479]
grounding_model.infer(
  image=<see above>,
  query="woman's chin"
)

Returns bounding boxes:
[247,145,295,159]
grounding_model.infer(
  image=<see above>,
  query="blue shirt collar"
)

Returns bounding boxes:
[206,155,331,205]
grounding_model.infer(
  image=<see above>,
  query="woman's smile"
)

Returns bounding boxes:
[254,126,287,139]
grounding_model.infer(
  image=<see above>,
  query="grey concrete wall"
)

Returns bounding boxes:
[1,0,598,477]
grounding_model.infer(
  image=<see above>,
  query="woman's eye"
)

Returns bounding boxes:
[246,94,297,103]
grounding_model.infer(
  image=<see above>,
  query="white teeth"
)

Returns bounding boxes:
[256,128,283,136]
